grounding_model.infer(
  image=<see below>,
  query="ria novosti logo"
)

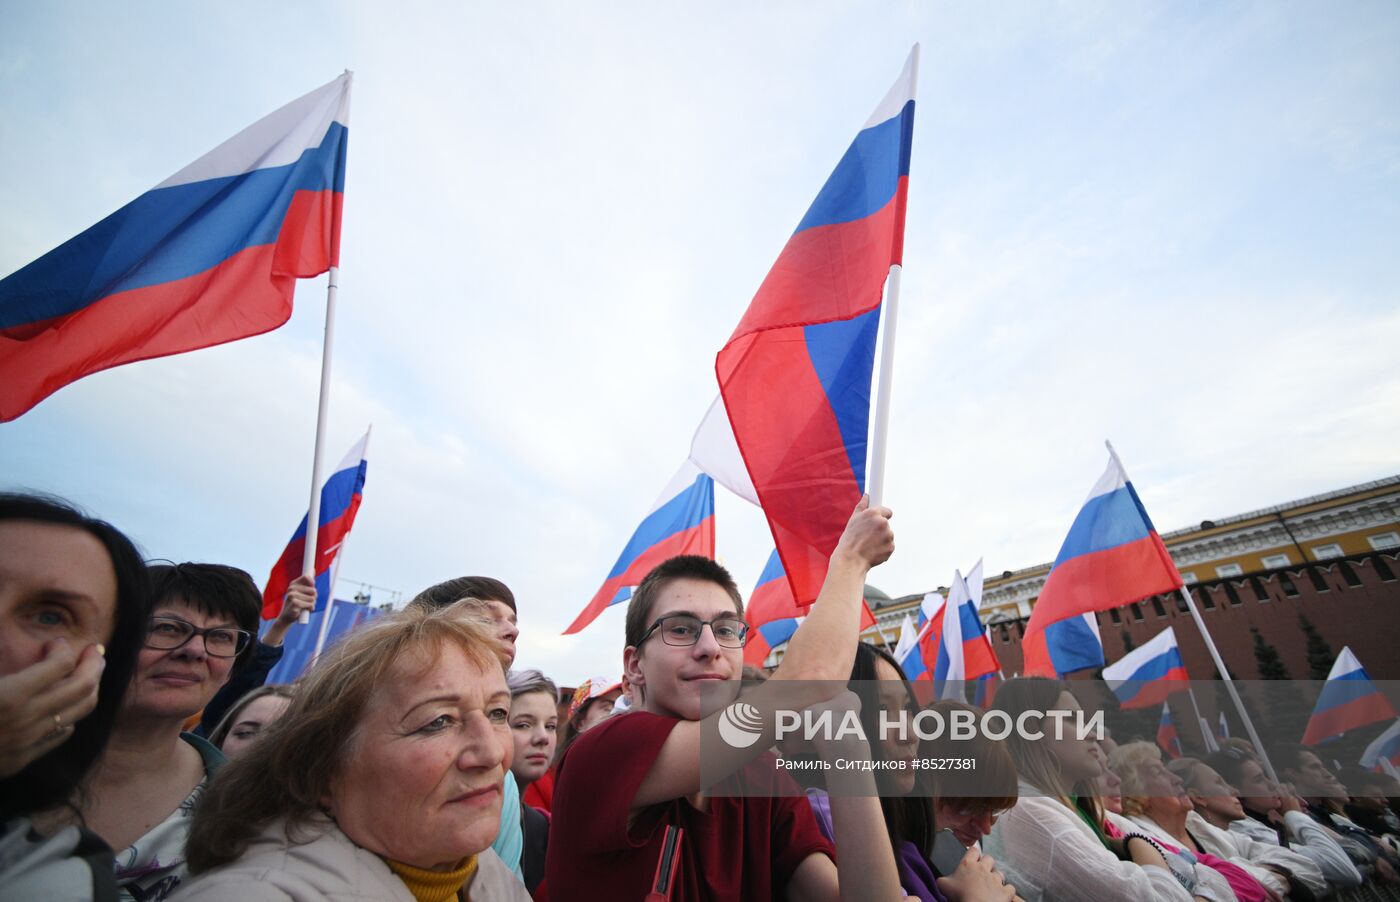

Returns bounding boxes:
[717,702,765,748]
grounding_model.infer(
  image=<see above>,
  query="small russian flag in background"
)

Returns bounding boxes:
[263,428,369,619]
[1303,647,1397,745]
[565,462,715,635]
[1103,626,1189,710]
[0,73,352,421]
[1157,703,1183,759]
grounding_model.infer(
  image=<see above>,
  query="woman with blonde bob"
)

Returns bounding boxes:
[981,677,1201,902]
[179,602,531,901]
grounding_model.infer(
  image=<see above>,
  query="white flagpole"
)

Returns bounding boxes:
[298,266,340,624]
[1186,686,1214,750]
[868,263,903,508]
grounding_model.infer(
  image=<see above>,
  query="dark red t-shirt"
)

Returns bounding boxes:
[545,711,834,901]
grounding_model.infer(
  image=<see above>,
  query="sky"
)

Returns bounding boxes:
[2,2,1398,685]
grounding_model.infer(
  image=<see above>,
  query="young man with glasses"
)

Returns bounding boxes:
[548,497,911,901]
[36,562,263,901]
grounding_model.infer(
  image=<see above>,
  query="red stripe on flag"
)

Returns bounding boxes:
[1025,533,1180,642]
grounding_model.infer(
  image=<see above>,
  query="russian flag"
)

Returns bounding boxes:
[1023,447,1181,676]
[1361,720,1400,774]
[933,563,1001,696]
[263,597,383,683]
[716,48,917,607]
[973,673,1000,709]
[1157,703,1183,760]
[1302,647,1398,745]
[0,73,352,422]
[742,548,878,666]
[896,591,944,682]
[1103,626,1189,709]
[262,429,369,619]
[564,462,715,635]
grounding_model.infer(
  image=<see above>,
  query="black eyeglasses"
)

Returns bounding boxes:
[145,616,252,658]
[638,614,748,649]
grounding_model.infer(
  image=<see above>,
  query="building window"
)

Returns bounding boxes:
[1198,587,1216,610]
[1312,543,1343,560]
[1369,532,1400,551]
[1337,563,1363,588]
[1216,563,1244,578]
[1261,553,1291,569]
[999,624,1010,643]
[1015,621,1025,637]
[1279,572,1300,597]
[1376,556,1396,582]
[1109,608,1122,624]
[1152,597,1167,618]
[1307,567,1330,593]
[1176,593,1189,613]
[1130,603,1144,622]
[1224,582,1242,606]
[1250,576,1270,602]
[1180,571,1197,584]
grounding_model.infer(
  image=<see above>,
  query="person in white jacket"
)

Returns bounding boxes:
[982,679,1205,902]
[178,602,530,902]
[1174,757,1331,898]
[1203,749,1363,890]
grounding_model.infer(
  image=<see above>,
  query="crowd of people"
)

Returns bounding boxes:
[2,490,1398,901]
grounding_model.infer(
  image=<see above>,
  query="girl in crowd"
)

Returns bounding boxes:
[180,601,529,900]
[805,644,1019,902]
[206,684,295,759]
[982,677,1204,902]
[546,498,910,900]
[0,493,150,898]
[507,668,557,897]
[40,562,263,900]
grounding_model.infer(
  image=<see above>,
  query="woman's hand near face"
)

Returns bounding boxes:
[0,639,104,777]
[936,848,1017,902]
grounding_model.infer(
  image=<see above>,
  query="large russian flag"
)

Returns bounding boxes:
[262,429,369,619]
[716,48,917,607]
[0,73,352,422]
[564,462,715,635]
[1302,647,1397,745]
[743,548,878,666]
[1022,448,1181,676]
[1103,626,1189,709]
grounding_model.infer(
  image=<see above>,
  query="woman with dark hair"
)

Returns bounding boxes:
[982,677,1203,902]
[804,643,1019,901]
[37,561,263,900]
[0,492,150,897]
[205,684,296,758]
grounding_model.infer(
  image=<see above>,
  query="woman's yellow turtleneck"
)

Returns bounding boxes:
[384,855,478,902]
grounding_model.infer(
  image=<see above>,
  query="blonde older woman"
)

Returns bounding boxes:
[178,602,530,901]
[1113,743,1275,902]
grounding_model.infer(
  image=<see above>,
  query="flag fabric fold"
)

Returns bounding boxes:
[1103,626,1189,709]
[1022,448,1181,676]
[1361,720,1400,774]
[262,428,369,619]
[1302,647,1397,745]
[933,562,1000,696]
[716,48,917,607]
[564,462,715,635]
[0,73,352,421]
[743,548,877,666]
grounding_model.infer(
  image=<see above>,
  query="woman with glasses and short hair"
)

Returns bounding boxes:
[43,561,262,900]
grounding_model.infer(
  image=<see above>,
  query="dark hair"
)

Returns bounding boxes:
[624,556,743,649]
[0,493,150,819]
[411,576,516,613]
[146,562,263,672]
[849,643,937,855]
[1203,748,1258,790]
[1271,742,1315,774]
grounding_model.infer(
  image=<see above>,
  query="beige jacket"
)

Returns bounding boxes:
[176,819,529,902]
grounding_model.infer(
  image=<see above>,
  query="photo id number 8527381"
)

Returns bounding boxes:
[913,758,976,770]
